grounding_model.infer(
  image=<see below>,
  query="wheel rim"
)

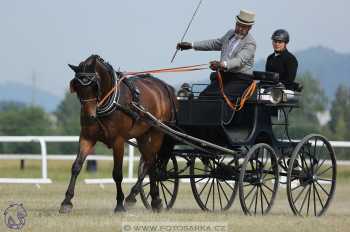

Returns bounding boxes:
[239,143,279,215]
[190,154,238,211]
[139,156,179,210]
[287,134,336,216]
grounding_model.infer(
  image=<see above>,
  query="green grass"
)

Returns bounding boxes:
[0,161,349,232]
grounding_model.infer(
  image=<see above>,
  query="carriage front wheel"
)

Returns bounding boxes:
[139,155,179,210]
[189,154,239,211]
[239,143,279,215]
[287,134,336,216]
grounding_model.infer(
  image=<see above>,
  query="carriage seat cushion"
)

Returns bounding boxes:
[253,71,279,83]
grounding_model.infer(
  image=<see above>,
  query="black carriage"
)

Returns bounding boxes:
[137,72,337,216]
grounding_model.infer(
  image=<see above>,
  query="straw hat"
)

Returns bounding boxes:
[236,9,255,26]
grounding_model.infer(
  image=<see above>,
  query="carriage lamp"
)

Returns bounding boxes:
[270,87,284,104]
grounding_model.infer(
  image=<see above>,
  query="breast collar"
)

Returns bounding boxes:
[96,64,121,116]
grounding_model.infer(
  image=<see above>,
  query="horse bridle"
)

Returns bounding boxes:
[73,72,102,103]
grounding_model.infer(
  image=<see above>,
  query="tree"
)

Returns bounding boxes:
[53,91,81,154]
[328,86,350,139]
[0,103,54,153]
[55,91,81,135]
[287,72,328,138]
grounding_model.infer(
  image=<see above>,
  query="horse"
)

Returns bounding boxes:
[59,55,178,213]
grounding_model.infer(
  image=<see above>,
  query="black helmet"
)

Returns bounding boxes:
[271,29,290,43]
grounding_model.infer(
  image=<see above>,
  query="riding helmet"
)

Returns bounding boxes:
[271,29,290,43]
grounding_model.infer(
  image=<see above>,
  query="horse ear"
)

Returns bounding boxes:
[68,64,79,73]
[69,79,76,93]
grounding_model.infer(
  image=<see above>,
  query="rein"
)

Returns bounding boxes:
[96,63,256,112]
[216,71,256,111]
[97,64,208,107]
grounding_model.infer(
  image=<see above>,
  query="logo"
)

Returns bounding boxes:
[3,203,27,230]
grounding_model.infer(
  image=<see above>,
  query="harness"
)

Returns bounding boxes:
[72,56,141,120]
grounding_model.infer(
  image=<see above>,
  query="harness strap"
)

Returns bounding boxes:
[216,71,257,111]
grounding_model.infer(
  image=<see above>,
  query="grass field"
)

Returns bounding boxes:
[0,160,350,232]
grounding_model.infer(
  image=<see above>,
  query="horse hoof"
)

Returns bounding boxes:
[114,205,126,213]
[125,195,137,208]
[59,203,73,214]
[151,199,162,212]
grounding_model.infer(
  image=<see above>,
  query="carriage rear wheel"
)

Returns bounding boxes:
[287,134,336,216]
[139,156,179,210]
[189,154,239,211]
[239,143,279,215]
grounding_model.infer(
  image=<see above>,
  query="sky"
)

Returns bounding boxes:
[0,0,349,98]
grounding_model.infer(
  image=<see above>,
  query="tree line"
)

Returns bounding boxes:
[0,73,349,158]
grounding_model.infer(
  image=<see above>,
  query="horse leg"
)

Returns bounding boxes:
[125,156,155,207]
[113,137,126,213]
[149,167,162,212]
[59,138,95,214]
[125,135,174,207]
[126,129,164,211]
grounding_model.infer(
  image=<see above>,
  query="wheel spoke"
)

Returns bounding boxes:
[160,182,169,207]
[254,186,258,214]
[317,166,333,177]
[262,177,276,183]
[212,179,215,211]
[315,181,330,196]
[223,180,236,192]
[165,179,175,184]
[244,185,256,200]
[146,191,151,200]
[142,182,150,188]
[261,187,271,207]
[313,182,325,208]
[293,184,307,203]
[260,186,264,215]
[194,167,209,172]
[313,182,317,216]
[248,189,258,211]
[216,180,223,210]
[298,185,311,214]
[204,178,214,209]
[314,159,327,174]
[262,182,274,193]
[300,154,310,173]
[291,183,303,192]
[195,177,207,184]
[306,184,312,215]
[160,182,173,196]
[199,178,211,196]
[217,181,230,203]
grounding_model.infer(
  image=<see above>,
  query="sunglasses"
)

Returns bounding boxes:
[273,40,285,44]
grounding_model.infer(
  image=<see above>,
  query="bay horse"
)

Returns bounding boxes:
[59,55,177,213]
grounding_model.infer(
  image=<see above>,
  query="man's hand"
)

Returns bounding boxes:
[176,42,192,51]
[209,60,225,71]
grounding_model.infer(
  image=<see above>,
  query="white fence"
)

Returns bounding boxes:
[0,136,350,185]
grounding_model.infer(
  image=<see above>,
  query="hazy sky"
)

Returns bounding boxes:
[1,0,349,97]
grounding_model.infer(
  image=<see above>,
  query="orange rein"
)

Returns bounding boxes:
[97,64,256,111]
[97,64,208,107]
[216,71,256,111]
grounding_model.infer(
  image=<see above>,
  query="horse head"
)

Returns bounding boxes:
[69,55,111,122]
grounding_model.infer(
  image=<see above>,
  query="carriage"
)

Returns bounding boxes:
[62,55,336,217]
[137,71,337,216]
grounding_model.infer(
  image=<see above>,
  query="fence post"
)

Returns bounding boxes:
[38,138,48,179]
[128,144,134,180]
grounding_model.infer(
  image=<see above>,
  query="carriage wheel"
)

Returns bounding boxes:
[287,134,336,216]
[239,143,279,215]
[190,154,238,211]
[139,156,179,210]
